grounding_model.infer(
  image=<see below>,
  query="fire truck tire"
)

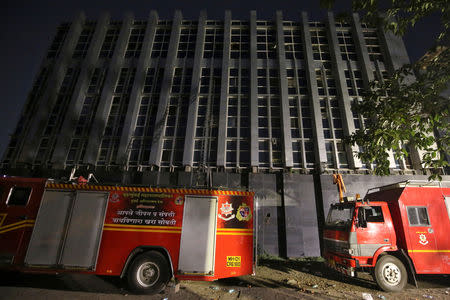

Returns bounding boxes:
[127,251,170,294]
[374,255,407,292]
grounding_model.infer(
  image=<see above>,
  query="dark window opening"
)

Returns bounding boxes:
[407,206,430,226]
[7,187,32,206]
[361,206,384,222]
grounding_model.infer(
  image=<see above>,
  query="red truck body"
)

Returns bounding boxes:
[0,176,254,293]
[324,181,450,291]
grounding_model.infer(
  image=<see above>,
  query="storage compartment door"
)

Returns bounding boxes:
[178,196,217,275]
[59,191,108,269]
[25,191,73,266]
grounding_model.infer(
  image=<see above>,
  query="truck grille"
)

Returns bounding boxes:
[324,238,349,254]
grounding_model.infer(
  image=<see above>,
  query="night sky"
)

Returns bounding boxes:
[0,0,443,159]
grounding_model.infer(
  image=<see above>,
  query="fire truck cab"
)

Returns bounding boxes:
[324,180,450,292]
[0,176,255,294]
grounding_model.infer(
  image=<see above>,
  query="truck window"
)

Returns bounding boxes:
[407,206,430,226]
[325,205,354,229]
[360,206,384,222]
[7,187,32,206]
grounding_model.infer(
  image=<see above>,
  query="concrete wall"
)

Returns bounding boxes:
[283,173,320,257]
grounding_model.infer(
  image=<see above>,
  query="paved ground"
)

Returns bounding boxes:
[1,259,449,299]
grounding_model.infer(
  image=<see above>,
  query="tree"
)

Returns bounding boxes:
[322,0,449,179]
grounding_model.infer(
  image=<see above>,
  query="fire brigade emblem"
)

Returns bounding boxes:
[218,202,235,221]
[236,203,252,221]
[110,193,120,203]
[419,234,429,245]
[175,196,184,205]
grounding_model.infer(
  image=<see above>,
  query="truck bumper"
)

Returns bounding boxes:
[324,252,357,277]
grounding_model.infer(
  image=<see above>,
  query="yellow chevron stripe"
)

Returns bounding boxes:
[0,223,34,234]
[104,224,181,230]
[0,213,6,227]
[45,182,253,197]
[0,220,35,231]
[217,232,253,236]
[103,227,181,234]
[217,228,253,232]
[408,249,450,253]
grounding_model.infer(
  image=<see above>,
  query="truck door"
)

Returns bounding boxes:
[0,182,37,265]
[178,196,218,275]
[405,206,441,273]
[24,190,108,270]
[356,205,391,257]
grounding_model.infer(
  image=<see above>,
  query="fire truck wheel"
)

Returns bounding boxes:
[127,251,170,294]
[374,255,407,292]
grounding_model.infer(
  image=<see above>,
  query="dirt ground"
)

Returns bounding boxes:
[1,258,449,300]
[180,258,450,300]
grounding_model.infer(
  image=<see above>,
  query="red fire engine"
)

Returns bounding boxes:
[324,180,450,292]
[0,176,255,294]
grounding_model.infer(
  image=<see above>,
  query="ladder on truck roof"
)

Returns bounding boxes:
[366,180,450,194]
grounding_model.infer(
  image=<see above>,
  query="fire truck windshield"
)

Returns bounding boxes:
[325,205,354,229]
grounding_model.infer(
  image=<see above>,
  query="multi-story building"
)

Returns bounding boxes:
[2,10,447,257]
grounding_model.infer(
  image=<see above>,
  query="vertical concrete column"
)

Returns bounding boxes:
[249,11,259,169]
[116,11,159,165]
[216,11,231,168]
[182,11,207,168]
[352,15,401,168]
[275,11,294,168]
[83,12,134,165]
[326,12,361,169]
[378,24,410,71]
[149,11,183,167]
[351,13,374,84]
[379,22,423,170]
[300,12,327,169]
[51,13,110,168]
[18,12,86,164]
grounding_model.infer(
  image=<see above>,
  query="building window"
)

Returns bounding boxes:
[363,30,385,63]
[316,65,349,169]
[99,26,121,58]
[256,28,277,59]
[160,68,193,167]
[97,68,136,166]
[66,68,107,166]
[310,29,330,61]
[225,68,250,168]
[193,68,221,167]
[290,96,314,169]
[35,68,80,165]
[73,26,95,58]
[203,27,224,58]
[177,27,197,58]
[284,27,303,60]
[125,27,146,58]
[230,27,249,59]
[127,68,164,167]
[337,30,357,61]
[47,23,70,58]
[152,26,171,58]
